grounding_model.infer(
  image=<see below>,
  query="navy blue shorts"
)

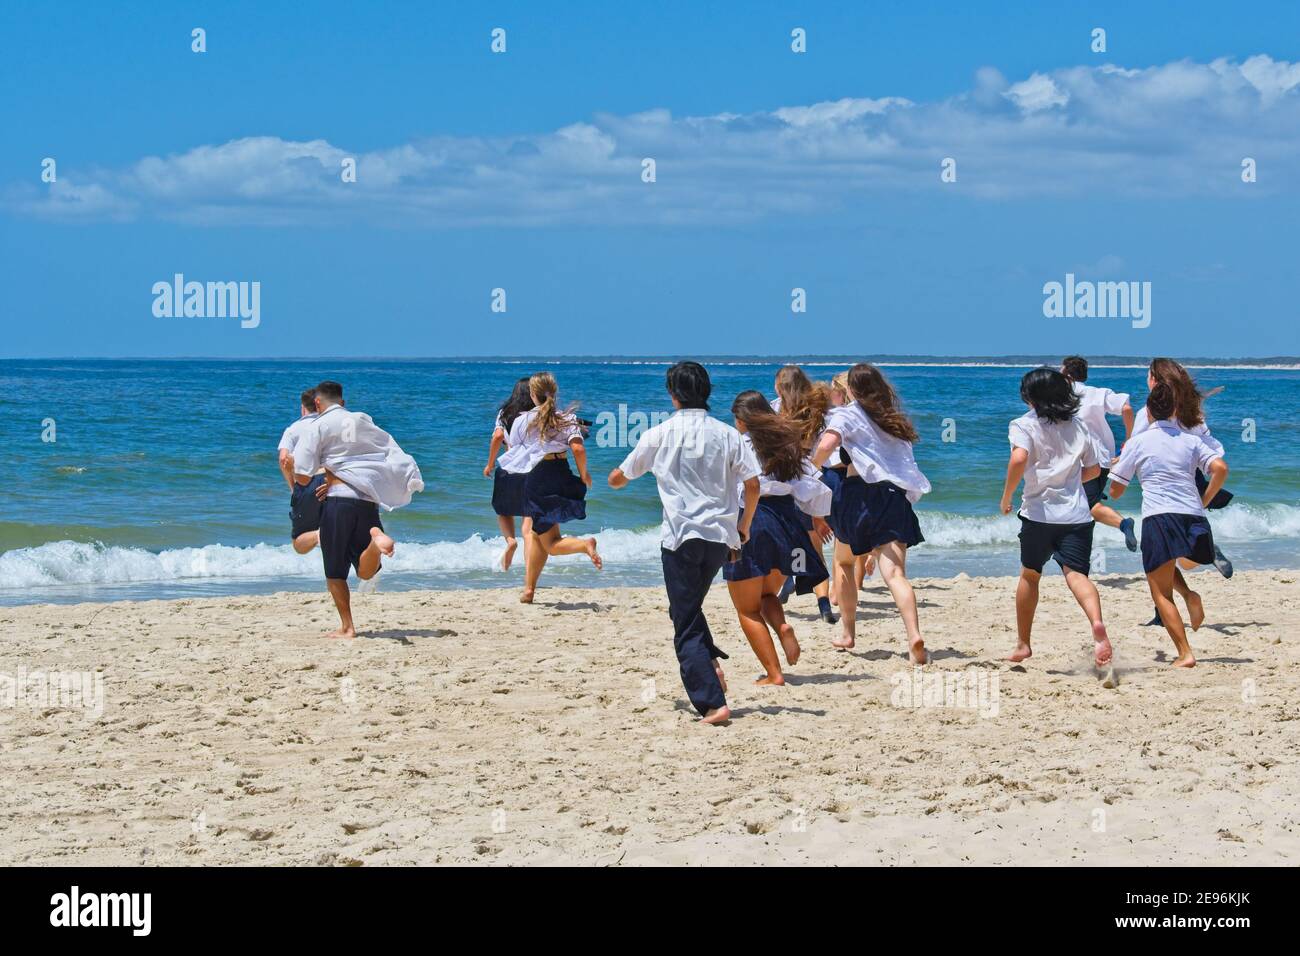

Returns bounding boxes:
[1018,516,1094,575]
[491,467,527,517]
[319,497,383,580]
[829,477,924,556]
[524,458,587,534]
[1082,466,1110,510]
[724,496,828,592]
[290,475,325,539]
[1141,513,1215,573]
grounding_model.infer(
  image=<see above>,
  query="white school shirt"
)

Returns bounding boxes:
[1072,382,1129,462]
[1109,419,1223,519]
[497,409,583,474]
[822,403,930,503]
[1008,412,1098,525]
[618,408,761,550]
[1130,407,1225,457]
[736,436,833,517]
[278,413,318,455]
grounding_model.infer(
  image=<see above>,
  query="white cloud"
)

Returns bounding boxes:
[5,55,1299,227]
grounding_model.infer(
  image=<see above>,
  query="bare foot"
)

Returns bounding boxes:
[500,537,518,571]
[908,639,928,665]
[1172,655,1196,668]
[831,633,855,652]
[754,673,785,686]
[1006,642,1032,663]
[713,660,728,694]
[1092,621,1112,666]
[519,588,535,604]
[777,624,801,665]
[370,527,395,557]
[585,538,603,570]
[325,627,356,640]
[1185,591,1205,631]
[700,706,731,725]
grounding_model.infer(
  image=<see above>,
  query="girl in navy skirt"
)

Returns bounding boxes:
[825,371,874,599]
[812,363,930,663]
[497,372,602,603]
[724,391,832,685]
[1109,381,1229,668]
[773,365,838,623]
[483,376,535,572]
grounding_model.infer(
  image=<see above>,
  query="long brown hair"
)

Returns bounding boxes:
[774,365,831,452]
[731,390,804,483]
[847,363,919,443]
[1149,358,1203,429]
[527,371,579,441]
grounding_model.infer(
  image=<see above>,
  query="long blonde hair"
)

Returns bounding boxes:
[828,371,851,406]
[774,365,831,452]
[527,371,579,441]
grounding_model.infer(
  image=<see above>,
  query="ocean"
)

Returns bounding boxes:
[2,358,1297,605]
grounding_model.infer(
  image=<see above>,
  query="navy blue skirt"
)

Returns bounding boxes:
[724,495,829,592]
[1141,512,1215,573]
[830,477,924,556]
[819,465,846,496]
[524,458,587,533]
[491,467,527,517]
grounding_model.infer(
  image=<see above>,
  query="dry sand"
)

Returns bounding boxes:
[1,569,1297,865]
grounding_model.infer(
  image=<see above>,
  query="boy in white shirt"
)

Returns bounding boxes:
[278,388,323,555]
[1060,356,1138,550]
[999,368,1113,668]
[609,362,761,726]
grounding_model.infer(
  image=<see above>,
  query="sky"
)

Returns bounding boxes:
[1,0,1298,359]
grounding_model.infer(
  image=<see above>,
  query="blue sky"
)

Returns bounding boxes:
[2,0,1298,358]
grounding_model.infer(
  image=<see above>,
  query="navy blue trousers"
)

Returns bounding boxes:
[661,538,730,715]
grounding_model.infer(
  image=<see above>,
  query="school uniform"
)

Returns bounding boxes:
[279,414,324,538]
[489,412,528,517]
[822,403,929,556]
[499,409,587,534]
[1131,407,1233,509]
[723,439,831,593]
[1009,411,1099,575]
[619,408,761,716]
[1109,419,1223,573]
[1072,382,1129,509]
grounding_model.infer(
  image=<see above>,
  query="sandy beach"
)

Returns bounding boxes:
[1,569,1296,866]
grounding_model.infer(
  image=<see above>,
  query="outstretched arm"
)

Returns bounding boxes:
[811,430,841,468]
[608,467,630,489]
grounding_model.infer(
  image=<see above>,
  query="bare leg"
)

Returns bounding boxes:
[1063,567,1111,665]
[727,576,784,685]
[759,570,800,665]
[832,539,858,650]
[356,527,392,581]
[293,530,320,554]
[857,553,873,587]
[496,515,519,571]
[1009,567,1039,662]
[1090,503,1123,529]
[1149,562,1195,667]
[876,541,926,664]
[540,527,602,569]
[521,524,550,602]
[324,578,355,639]
[1171,566,1204,630]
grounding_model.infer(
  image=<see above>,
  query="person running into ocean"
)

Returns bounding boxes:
[292,380,423,639]
[609,361,761,725]
[278,387,323,555]
[498,372,601,603]
[483,376,536,572]
[1108,379,1229,668]
[725,391,831,685]
[999,368,1113,667]
[1060,356,1139,552]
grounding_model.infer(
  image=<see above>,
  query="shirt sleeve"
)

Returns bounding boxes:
[1103,388,1130,415]
[1108,437,1139,486]
[277,425,295,453]
[732,432,762,482]
[618,431,655,480]
[1080,432,1100,468]
[293,422,323,477]
[1008,419,1033,454]
[1194,424,1225,458]
[1194,436,1223,475]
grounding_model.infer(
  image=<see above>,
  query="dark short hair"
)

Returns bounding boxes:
[1061,356,1088,383]
[300,388,317,411]
[1146,381,1178,422]
[1021,367,1081,424]
[666,361,711,410]
[315,380,344,404]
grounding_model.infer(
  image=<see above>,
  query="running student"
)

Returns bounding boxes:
[823,372,873,603]
[999,368,1113,667]
[609,361,761,725]
[277,387,322,555]
[773,365,838,623]
[1060,356,1138,552]
[483,376,535,572]
[725,391,832,686]
[1108,380,1228,668]
[293,381,424,639]
[812,363,929,663]
[498,371,601,603]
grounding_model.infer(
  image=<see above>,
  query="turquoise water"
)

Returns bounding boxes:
[1,359,1296,604]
